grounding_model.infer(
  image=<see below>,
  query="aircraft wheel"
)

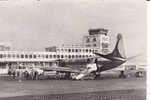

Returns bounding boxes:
[92,72,101,80]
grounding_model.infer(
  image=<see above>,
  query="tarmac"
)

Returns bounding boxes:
[0,75,146,100]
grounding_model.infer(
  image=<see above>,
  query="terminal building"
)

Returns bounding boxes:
[0,28,110,70]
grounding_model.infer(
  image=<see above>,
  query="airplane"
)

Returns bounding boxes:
[42,33,129,79]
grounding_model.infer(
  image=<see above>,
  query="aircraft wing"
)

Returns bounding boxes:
[42,66,80,73]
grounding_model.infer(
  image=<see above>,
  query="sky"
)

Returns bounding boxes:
[0,0,147,63]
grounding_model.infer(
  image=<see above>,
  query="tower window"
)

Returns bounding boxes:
[93,44,97,47]
[93,38,96,42]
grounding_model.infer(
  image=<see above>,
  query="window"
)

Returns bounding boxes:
[82,49,85,52]
[65,49,68,52]
[65,55,68,58]
[86,44,91,47]
[89,49,92,52]
[29,55,32,58]
[79,55,81,58]
[75,49,78,52]
[86,55,88,58]
[93,38,96,42]
[93,44,96,47]
[61,49,64,52]
[61,55,64,58]
[86,49,88,52]
[21,54,24,58]
[82,55,85,58]
[79,49,81,52]
[72,55,74,58]
[68,49,71,52]
[25,55,28,58]
[68,55,71,59]
[53,55,56,58]
[46,55,48,58]
[0,54,2,58]
[17,55,20,58]
[57,55,60,58]
[12,54,16,58]
[49,55,52,58]
[72,49,74,52]
[34,55,37,58]
[76,55,78,58]
[42,55,45,58]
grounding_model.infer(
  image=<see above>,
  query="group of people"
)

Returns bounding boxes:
[7,58,99,81]
[8,65,43,81]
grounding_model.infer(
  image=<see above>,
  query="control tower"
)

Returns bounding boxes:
[82,28,110,54]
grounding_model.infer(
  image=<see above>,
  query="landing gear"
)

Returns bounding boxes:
[119,71,126,78]
[92,72,101,80]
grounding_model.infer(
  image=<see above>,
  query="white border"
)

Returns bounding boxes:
[147,1,149,100]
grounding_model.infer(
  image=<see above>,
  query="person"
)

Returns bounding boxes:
[75,58,97,80]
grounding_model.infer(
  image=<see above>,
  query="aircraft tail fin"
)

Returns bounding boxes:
[94,33,126,60]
